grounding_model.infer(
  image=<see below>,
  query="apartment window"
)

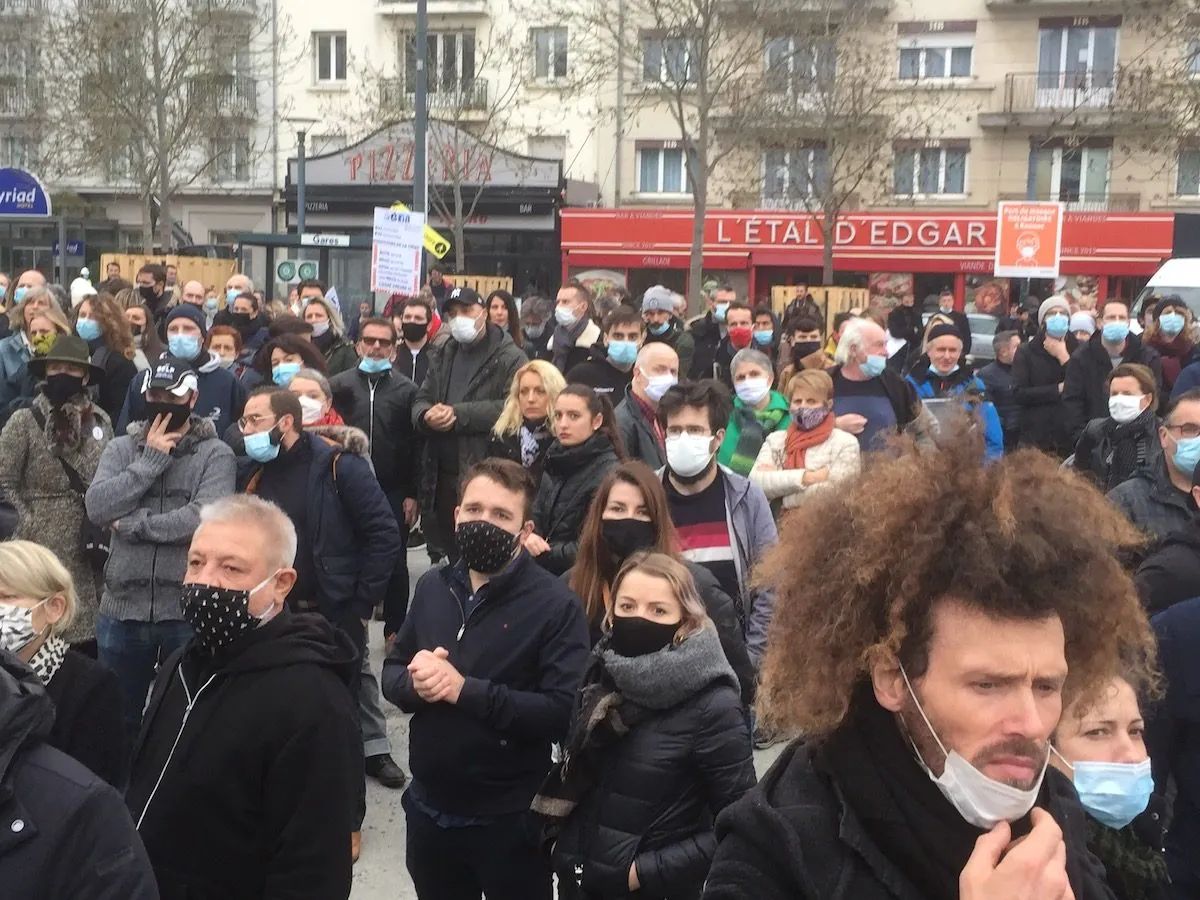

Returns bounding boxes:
[1030,144,1110,203]
[642,36,695,85]
[314,32,347,83]
[0,134,32,168]
[106,147,137,183]
[766,35,836,94]
[212,137,251,182]
[894,146,967,196]
[763,147,828,205]
[405,31,476,91]
[637,144,691,194]
[532,27,567,80]
[1179,149,1200,195]
[898,43,972,80]
[1036,21,1117,95]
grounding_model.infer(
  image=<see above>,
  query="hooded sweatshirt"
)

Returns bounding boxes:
[127,610,361,900]
[116,349,248,437]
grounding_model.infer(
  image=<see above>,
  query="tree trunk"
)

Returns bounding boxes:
[158,189,173,251]
[141,193,154,254]
[688,138,709,314]
[453,180,466,273]
[822,200,836,286]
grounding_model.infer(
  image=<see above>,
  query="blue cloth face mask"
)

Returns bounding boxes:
[1044,314,1069,339]
[1159,312,1186,337]
[272,361,302,386]
[359,357,392,375]
[204,298,219,313]
[1172,434,1200,476]
[608,340,638,367]
[13,286,27,305]
[753,329,774,345]
[243,427,281,463]
[168,334,201,360]
[714,303,729,323]
[1055,750,1153,830]
[649,321,670,336]
[75,318,102,342]
[1102,322,1130,344]
[862,354,887,378]
[226,288,241,304]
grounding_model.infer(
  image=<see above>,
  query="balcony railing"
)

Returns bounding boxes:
[379,77,488,114]
[1000,70,1119,114]
[997,192,1140,212]
[189,74,257,118]
[0,81,40,119]
[377,0,486,12]
[0,0,38,15]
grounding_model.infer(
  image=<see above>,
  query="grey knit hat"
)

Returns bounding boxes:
[641,285,676,313]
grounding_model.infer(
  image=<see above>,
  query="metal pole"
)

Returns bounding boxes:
[57,215,66,284]
[414,0,428,281]
[296,129,307,237]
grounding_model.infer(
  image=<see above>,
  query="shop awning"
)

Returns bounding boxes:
[566,249,749,270]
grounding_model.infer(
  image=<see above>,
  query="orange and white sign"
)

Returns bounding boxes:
[994,201,1064,279]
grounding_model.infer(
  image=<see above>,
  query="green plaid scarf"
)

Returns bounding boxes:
[717,393,791,476]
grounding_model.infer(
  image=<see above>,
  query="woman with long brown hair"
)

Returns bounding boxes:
[123,302,164,371]
[72,292,137,422]
[526,383,624,575]
[567,459,754,701]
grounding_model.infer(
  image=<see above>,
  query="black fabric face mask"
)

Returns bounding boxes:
[144,399,190,432]
[401,322,429,342]
[180,580,269,655]
[600,518,658,563]
[139,285,161,305]
[609,615,678,658]
[43,373,86,407]
[791,341,823,364]
[454,519,520,574]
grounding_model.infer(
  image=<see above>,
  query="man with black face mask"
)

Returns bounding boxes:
[85,354,237,741]
[135,263,168,331]
[393,295,434,386]
[383,458,589,900]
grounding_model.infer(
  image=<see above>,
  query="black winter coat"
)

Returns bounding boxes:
[1136,519,1200,615]
[552,648,755,900]
[534,434,621,575]
[383,554,590,817]
[46,649,128,789]
[1072,413,1163,493]
[89,342,139,424]
[1011,333,1077,454]
[615,385,665,469]
[126,611,361,900]
[566,345,634,398]
[703,740,1116,900]
[0,653,157,900]
[687,314,730,383]
[1064,332,1163,443]
[1107,459,1196,546]
[412,324,527,509]
[330,366,420,499]
[487,427,554,484]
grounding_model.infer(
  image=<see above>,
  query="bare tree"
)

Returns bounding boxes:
[37,0,286,250]
[345,24,532,272]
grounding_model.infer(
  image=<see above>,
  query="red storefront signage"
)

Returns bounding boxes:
[561,209,1174,276]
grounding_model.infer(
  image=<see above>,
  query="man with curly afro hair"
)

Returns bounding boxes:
[702,426,1157,900]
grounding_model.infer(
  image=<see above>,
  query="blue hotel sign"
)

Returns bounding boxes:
[0,168,51,217]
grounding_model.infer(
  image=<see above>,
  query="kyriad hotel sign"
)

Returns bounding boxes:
[0,168,51,217]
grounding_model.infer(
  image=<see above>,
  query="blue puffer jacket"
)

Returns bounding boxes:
[905,358,1004,460]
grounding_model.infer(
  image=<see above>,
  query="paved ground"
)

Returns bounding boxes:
[351,546,785,899]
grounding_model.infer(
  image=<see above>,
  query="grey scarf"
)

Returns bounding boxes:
[600,624,737,710]
[552,313,589,372]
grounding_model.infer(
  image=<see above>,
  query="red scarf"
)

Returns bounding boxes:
[784,412,835,470]
[316,407,345,427]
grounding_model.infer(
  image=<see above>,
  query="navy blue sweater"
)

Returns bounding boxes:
[382,553,590,817]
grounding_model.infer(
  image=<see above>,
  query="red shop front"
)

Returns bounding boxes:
[561,208,1175,313]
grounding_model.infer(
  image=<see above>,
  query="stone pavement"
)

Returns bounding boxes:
[351,546,786,899]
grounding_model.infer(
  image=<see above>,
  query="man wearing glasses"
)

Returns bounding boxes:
[1110,388,1200,542]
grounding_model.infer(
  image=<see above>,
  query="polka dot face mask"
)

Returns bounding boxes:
[180,571,280,655]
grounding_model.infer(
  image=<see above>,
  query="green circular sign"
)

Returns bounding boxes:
[276,260,296,282]
[298,261,318,281]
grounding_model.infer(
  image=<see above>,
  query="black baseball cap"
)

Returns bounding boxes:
[443,286,483,311]
[142,353,198,396]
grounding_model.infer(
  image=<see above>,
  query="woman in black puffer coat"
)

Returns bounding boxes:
[528,383,623,575]
[563,460,755,707]
[534,552,756,900]
[1012,297,1079,456]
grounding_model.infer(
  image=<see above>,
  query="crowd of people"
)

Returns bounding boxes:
[0,266,1198,900]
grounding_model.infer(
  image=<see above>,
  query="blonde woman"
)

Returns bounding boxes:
[750,368,860,509]
[535,552,755,900]
[0,540,127,787]
[303,295,359,375]
[0,295,71,426]
[487,359,566,483]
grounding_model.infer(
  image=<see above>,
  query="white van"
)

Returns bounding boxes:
[1131,258,1200,332]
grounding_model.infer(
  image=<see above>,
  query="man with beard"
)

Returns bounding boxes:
[656,379,777,669]
[702,428,1157,900]
[135,263,169,333]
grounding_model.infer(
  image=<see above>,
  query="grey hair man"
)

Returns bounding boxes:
[832,319,931,450]
[615,341,680,469]
[125,493,362,900]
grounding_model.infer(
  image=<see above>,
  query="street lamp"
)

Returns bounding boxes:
[285,116,319,237]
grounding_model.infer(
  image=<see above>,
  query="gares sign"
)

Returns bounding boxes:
[0,168,51,217]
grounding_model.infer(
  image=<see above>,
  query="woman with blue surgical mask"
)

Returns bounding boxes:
[1011,295,1077,456]
[254,335,328,389]
[72,294,138,423]
[1050,675,1166,900]
[717,348,791,476]
[1143,296,1198,399]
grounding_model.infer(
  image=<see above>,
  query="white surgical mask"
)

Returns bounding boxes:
[735,377,770,406]
[666,433,715,478]
[298,395,325,425]
[310,321,330,338]
[900,664,1048,830]
[1108,394,1145,425]
[555,305,579,328]
[450,314,481,344]
[642,372,677,403]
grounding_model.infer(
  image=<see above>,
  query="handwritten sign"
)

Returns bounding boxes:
[371,207,425,295]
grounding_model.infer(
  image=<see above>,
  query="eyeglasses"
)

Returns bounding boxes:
[238,413,276,433]
[1165,422,1200,440]
[664,426,713,439]
[359,336,392,348]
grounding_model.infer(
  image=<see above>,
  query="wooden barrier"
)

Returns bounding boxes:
[771,285,870,335]
[452,275,514,296]
[100,254,238,292]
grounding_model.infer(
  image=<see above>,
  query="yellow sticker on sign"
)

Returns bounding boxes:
[390,203,451,260]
